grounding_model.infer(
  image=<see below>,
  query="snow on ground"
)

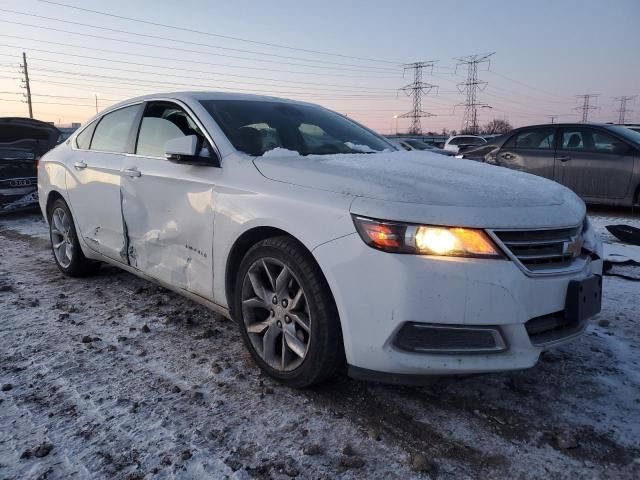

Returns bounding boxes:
[1,209,639,480]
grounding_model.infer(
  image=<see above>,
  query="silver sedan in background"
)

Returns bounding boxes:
[460,123,640,207]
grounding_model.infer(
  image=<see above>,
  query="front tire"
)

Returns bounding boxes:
[48,198,98,277]
[234,236,344,387]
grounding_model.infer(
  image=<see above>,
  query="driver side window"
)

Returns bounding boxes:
[136,102,208,158]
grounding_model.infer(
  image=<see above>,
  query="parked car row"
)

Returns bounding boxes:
[388,137,454,156]
[38,92,603,387]
[459,123,640,207]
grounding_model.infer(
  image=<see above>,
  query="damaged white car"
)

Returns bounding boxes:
[38,92,603,387]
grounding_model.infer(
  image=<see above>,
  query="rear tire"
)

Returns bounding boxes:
[234,236,344,387]
[48,198,98,277]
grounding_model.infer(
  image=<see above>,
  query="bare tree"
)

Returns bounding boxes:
[483,118,513,134]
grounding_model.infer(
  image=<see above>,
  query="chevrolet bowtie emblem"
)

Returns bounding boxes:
[563,237,584,257]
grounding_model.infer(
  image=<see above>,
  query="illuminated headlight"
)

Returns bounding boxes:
[353,216,502,258]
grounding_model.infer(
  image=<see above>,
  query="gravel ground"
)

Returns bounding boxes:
[1,210,639,480]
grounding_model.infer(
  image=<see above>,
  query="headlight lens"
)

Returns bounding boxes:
[353,216,502,258]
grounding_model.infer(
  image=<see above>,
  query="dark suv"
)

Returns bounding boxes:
[461,123,640,207]
[1,117,61,213]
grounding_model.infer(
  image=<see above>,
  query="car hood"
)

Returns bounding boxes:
[253,150,585,229]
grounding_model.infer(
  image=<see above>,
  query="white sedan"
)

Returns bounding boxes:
[38,92,603,387]
[443,134,487,154]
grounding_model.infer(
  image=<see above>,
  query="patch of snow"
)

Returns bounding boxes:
[260,147,300,158]
[589,212,640,263]
[344,142,377,153]
[0,212,48,239]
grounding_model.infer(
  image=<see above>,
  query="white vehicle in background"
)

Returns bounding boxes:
[443,135,487,154]
[38,92,603,387]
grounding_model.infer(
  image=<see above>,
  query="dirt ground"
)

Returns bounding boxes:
[1,211,639,480]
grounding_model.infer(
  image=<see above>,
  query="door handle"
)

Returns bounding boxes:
[123,168,141,178]
[74,161,87,170]
[557,155,571,163]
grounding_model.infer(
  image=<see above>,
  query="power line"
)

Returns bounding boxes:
[613,95,636,124]
[0,34,397,75]
[25,66,400,98]
[398,61,438,135]
[454,52,494,134]
[0,18,398,73]
[20,51,32,118]
[33,0,402,65]
[22,56,396,93]
[0,9,403,74]
[0,45,396,79]
[575,94,599,122]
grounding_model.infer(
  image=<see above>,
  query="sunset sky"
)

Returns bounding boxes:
[0,0,638,133]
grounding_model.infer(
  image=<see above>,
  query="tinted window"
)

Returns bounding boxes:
[560,128,628,154]
[75,122,96,150]
[136,102,208,158]
[90,105,140,153]
[561,130,585,150]
[505,128,555,150]
[592,131,628,154]
[200,100,390,156]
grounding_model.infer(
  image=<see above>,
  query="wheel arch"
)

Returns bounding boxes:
[45,190,66,220]
[224,226,336,321]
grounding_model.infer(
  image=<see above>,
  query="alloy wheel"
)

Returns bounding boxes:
[50,207,74,268]
[241,257,311,371]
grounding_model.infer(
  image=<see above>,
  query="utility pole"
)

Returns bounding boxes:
[575,94,599,123]
[546,115,558,124]
[454,52,494,135]
[20,51,33,118]
[94,93,99,114]
[613,95,635,124]
[397,61,438,135]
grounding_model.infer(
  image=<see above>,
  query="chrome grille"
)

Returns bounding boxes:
[492,226,582,273]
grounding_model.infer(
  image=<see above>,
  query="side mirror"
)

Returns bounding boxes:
[165,135,220,167]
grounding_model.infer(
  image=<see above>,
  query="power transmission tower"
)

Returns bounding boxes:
[614,95,635,124]
[575,94,599,123]
[398,61,438,135]
[454,52,494,134]
[20,51,33,119]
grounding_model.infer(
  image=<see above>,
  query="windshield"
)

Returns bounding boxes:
[200,100,391,156]
[607,125,640,145]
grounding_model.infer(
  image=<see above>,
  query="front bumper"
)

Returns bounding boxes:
[313,232,603,377]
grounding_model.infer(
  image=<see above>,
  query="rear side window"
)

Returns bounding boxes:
[451,136,484,146]
[505,128,555,150]
[136,102,208,158]
[75,122,97,150]
[592,131,628,154]
[90,105,140,153]
[558,128,629,154]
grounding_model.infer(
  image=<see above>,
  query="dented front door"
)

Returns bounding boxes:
[120,155,215,300]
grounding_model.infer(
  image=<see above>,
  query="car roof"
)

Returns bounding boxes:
[512,122,621,129]
[105,91,314,112]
